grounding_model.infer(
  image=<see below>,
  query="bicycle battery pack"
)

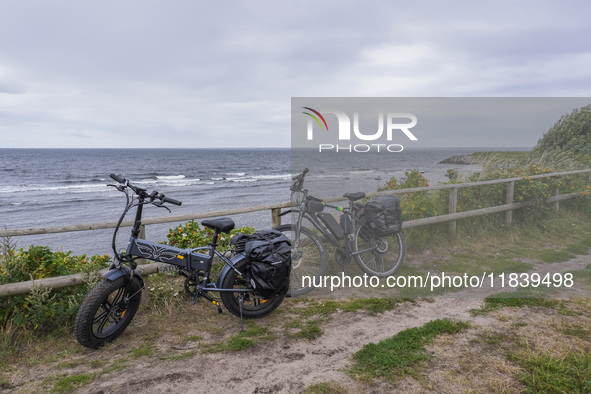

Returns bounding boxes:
[340,215,353,235]
[318,212,345,239]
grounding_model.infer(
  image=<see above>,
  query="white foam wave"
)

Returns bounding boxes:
[348,170,375,174]
[251,174,291,180]
[156,175,185,180]
[0,183,107,194]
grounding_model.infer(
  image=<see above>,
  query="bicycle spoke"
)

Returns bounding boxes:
[93,309,110,334]
[111,287,125,305]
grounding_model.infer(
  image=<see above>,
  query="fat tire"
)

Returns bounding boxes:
[74,277,142,349]
[220,259,284,318]
[353,221,405,277]
[274,224,328,297]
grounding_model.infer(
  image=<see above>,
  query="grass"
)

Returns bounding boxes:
[348,318,470,383]
[131,343,155,358]
[101,357,128,374]
[293,320,323,340]
[470,293,578,316]
[49,373,95,393]
[341,297,411,315]
[0,372,11,390]
[557,322,591,341]
[203,323,273,353]
[509,351,591,392]
[167,350,196,361]
[303,382,349,394]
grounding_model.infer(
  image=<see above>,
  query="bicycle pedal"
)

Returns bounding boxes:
[211,300,223,313]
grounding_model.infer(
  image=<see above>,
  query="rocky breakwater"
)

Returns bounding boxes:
[438,154,480,165]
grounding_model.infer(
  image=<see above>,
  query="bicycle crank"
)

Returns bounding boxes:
[184,271,204,296]
[334,250,351,266]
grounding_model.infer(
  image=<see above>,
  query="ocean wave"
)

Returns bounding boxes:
[348,170,375,174]
[250,174,291,181]
[0,183,108,194]
[156,175,186,180]
[225,172,246,176]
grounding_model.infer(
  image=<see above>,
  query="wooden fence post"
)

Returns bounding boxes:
[448,187,457,236]
[553,187,560,212]
[506,181,515,225]
[271,208,281,228]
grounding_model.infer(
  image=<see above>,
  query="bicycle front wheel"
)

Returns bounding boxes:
[74,276,142,349]
[275,224,328,297]
[353,221,405,277]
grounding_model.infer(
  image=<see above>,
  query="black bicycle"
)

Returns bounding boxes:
[276,169,405,296]
[74,174,284,349]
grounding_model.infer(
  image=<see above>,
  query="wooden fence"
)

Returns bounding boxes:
[1,168,590,297]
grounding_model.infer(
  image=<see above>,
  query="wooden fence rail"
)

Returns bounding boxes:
[1,168,590,297]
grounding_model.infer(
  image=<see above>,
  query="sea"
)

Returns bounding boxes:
[0,148,525,256]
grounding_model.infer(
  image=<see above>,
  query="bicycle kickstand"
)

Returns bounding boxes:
[239,293,245,332]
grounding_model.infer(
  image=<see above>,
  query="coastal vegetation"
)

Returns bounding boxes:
[1,104,591,392]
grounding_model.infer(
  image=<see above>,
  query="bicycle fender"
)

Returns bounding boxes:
[216,254,247,288]
[103,267,145,287]
[278,209,294,217]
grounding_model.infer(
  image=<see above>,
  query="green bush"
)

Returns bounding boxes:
[164,219,255,250]
[0,244,110,331]
[377,164,591,252]
[533,104,591,161]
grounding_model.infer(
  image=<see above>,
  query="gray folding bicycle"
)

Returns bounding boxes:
[74,174,284,349]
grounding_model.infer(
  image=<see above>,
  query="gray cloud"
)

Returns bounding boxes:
[0,0,590,148]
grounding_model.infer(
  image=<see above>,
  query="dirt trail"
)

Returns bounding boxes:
[77,254,590,393]
[4,254,589,393]
[76,298,495,394]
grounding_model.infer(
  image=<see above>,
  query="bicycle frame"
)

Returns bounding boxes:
[287,199,374,260]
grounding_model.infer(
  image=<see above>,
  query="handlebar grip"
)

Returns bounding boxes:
[292,168,310,181]
[163,196,182,206]
[110,174,126,183]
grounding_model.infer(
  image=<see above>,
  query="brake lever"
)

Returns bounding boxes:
[107,183,127,192]
[153,201,171,213]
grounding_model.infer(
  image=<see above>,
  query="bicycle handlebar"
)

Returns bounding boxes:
[291,168,309,191]
[110,173,126,183]
[162,196,182,206]
[109,173,182,206]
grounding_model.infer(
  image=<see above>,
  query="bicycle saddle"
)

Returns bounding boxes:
[343,192,366,201]
[202,217,235,234]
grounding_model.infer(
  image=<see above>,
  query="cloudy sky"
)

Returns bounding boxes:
[1,0,590,148]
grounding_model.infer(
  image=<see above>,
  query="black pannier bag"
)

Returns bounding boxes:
[232,230,291,298]
[364,195,403,235]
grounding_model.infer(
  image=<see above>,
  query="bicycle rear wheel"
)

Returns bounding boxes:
[275,224,328,297]
[220,258,284,318]
[353,221,405,277]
